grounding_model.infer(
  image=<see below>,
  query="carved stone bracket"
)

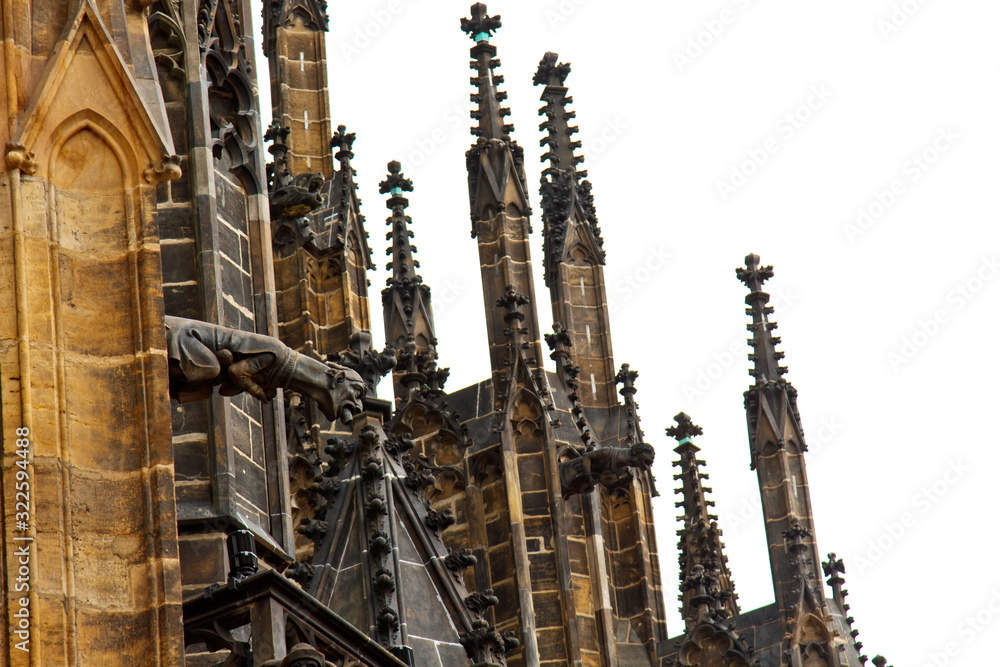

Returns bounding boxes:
[144,154,182,183]
[5,142,38,174]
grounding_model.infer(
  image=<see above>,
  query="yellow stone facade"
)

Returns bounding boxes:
[1,2,183,664]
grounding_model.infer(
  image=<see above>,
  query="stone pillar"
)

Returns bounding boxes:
[0,2,184,664]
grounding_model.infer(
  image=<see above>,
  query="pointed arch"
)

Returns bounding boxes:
[49,109,138,188]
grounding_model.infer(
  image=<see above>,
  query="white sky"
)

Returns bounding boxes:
[255,2,1000,663]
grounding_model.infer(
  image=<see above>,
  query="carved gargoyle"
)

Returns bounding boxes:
[165,316,366,424]
[327,332,396,396]
[558,442,655,498]
[270,172,326,254]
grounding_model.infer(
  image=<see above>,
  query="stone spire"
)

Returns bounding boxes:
[329,123,374,277]
[534,52,605,286]
[616,364,644,447]
[667,413,739,625]
[670,413,752,666]
[379,161,438,403]
[736,253,805,468]
[262,0,333,177]
[824,553,869,662]
[675,565,754,667]
[462,3,513,144]
[534,52,615,407]
[315,125,376,362]
[460,3,542,402]
[381,161,418,284]
[737,254,836,662]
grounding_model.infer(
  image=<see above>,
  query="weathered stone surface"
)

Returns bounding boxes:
[0,4,184,665]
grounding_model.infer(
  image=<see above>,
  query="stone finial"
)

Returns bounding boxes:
[496,284,529,321]
[460,588,519,666]
[463,4,514,141]
[615,364,645,448]
[380,161,420,283]
[533,51,571,87]
[378,160,414,197]
[460,3,502,41]
[666,412,703,443]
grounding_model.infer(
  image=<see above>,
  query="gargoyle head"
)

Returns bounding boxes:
[323,363,366,425]
[629,442,655,470]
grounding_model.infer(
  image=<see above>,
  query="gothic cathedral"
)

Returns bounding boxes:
[0,2,884,666]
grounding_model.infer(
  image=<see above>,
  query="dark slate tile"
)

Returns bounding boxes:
[157,205,195,241]
[164,284,200,319]
[230,409,251,456]
[395,515,422,564]
[401,562,459,643]
[218,219,241,265]
[532,590,563,629]
[178,535,226,587]
[165,104,189,155]
[488,546,512,582]
[329,563,369,632]
[522,490,549,517]
[249,421,265,467]
[409,638,442,667]
[220,260,244,306]
[173,438,210,481]
[160,240,196,285]
[240,234,251,273]
[223,292,241,329]
[436,642,468,667]
[171,399,209,436]
[241,271,254,307]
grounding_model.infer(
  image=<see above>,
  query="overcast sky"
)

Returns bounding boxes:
[255,2,1000,663]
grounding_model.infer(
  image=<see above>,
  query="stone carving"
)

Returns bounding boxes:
[4,142,37,174]
[265,121,328,254]
[260,642,326,667]
[675,564,753,667]
[164,316,365,423]
[204,1,262,192]
[444,549,478,580]
[460,3,502,40]
[328,332,397,397]
[558,442,655,499]
[546,323,596,447]
[197,0,220,50]
[148,0,186,82]
[459,588,520,667]
[424,508,457,535]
